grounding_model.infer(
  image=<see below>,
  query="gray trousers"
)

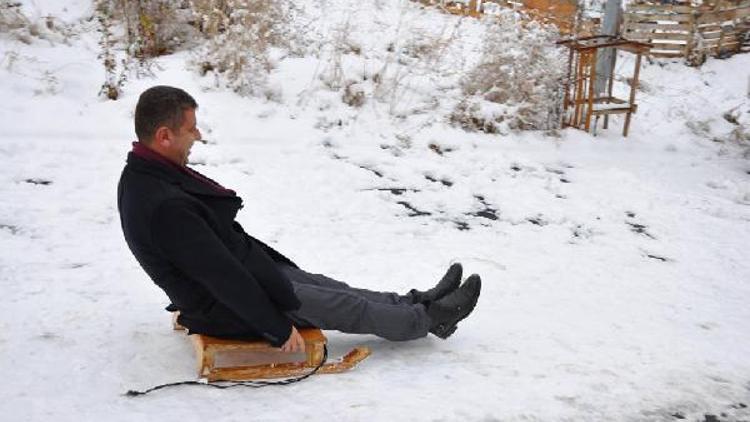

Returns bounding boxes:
[279,265,431,341]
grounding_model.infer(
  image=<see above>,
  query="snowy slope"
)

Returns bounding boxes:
[1,1,749,421]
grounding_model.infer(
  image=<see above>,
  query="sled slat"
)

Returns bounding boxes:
[192,328,327,381]
[172,312,368,380]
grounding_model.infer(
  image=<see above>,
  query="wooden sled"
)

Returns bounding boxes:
[172,312,370,381]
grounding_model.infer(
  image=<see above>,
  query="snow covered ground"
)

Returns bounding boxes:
[1,1,749,421]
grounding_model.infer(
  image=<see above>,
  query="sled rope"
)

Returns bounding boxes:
[124,345,328,397]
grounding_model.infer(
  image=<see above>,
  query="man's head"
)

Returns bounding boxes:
[134,86,201,166]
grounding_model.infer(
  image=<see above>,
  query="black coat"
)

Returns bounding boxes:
[117,152,300,346]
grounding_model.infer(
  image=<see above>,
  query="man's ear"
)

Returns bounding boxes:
[153,126,172,148]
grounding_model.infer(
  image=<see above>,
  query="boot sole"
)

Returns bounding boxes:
[439,324,458,339]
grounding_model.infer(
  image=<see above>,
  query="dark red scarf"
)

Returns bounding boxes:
[131,142,235,195]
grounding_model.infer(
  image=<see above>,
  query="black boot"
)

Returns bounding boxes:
[408,263,463,305]
[426,274,481,339]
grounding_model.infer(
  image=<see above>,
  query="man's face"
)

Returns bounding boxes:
[170,108,201,166]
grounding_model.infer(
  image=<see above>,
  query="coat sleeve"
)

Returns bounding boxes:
[151,198,292,347]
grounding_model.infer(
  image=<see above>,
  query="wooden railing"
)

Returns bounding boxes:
[623,0,750,58]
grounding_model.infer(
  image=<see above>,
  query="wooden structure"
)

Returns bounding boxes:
[623,0,750,59]
[558,35,651,137]
[521,0,579,33]
[417,0,591,34]
[172,313,370,381]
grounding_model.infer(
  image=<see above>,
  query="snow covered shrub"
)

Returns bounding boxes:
[190,0,292,96]
[302,4,465,116]
[723,106,750,157]
[372,19,464,116]
[685,104,750,158]
[450,13,566,133]
[685,118,712,139]
[96,1,124,100]
[316,15,360,91]
[342,80,366,107]
[685,32,708,67]
[450,99,520,134]
[112,0,195,58]
[94,0,196,99]
[95,0,193,60]
[0,1,31,41]
[0,1,69,44]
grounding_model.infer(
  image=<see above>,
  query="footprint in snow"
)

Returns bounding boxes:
[468,195,499,221]
[424,174,453,187]
[24,178,52,185]
[0,224,21,235]
[396,201,431,217]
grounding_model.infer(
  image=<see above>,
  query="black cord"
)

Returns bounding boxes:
[125,345,328,397]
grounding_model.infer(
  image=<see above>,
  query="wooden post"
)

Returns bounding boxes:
[584,50,597,132]
[604,50,616,130]
[573,50,585,129]
[468,0,481,16]
[623,52,642,137]
[562,46,575,128]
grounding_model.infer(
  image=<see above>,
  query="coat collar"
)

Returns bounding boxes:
[126,151,238,199]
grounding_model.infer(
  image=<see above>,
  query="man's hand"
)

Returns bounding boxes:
[280,325,306,353]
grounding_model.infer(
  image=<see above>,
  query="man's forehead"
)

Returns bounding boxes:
[183,108,197,125]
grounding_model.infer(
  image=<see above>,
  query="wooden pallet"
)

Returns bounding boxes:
[624,0,750,59]
[172,313,370,381]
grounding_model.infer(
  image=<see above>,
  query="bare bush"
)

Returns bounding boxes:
[450,99,516,134]
[373,18,464,116]
[91,0,296,99]
[723,105,750,156]
[94,0,197,99]
[342,80,365,107]
[685,32,708,67]
[0,2,30,39]
[114,0,196,58]
[190,0,292,96]
[684,105,750,158]
[96,0,124,100]
[0,1,70,44]
[450,12,566,133]
[317,14,357,91]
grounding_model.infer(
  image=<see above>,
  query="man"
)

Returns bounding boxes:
[117,85,481,353]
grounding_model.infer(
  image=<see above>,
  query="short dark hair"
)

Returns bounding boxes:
[134,86,198,144]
